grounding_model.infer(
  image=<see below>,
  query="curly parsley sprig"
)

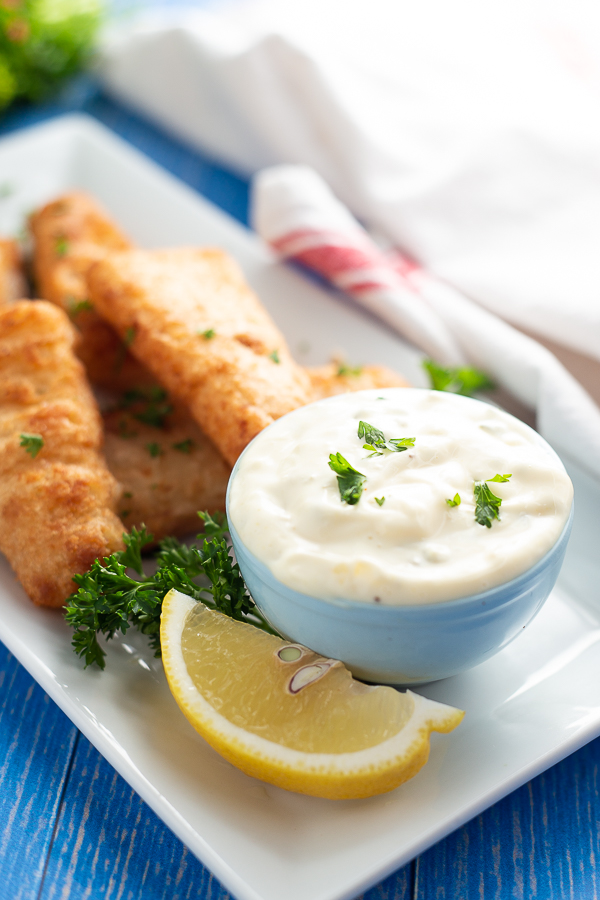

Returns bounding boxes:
[64,512,277,670]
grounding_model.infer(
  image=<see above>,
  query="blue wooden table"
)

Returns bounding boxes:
[1,79,599,900]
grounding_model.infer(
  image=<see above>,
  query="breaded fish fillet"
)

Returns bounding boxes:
[103,398,230,541]
[28,192,151,390]
[88,248,312,464]
[0,238,27,305]
[0,301,124,607]
[102,364,409,537]
[306,362,409,399]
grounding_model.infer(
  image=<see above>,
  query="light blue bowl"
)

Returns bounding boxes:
[227,485,573,686]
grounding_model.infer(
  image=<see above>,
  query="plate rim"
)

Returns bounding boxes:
[0,111,598,900]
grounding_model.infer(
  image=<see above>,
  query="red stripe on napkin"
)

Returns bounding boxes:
[271,228,418,298]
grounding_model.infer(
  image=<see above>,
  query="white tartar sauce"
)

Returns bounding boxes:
[228,389,573,605]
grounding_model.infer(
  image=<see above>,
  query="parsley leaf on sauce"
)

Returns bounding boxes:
[387,437,416,452]
[358,420,385,448]
[358,421,415,457]
[328,452,366,505]
[474,475,511,527]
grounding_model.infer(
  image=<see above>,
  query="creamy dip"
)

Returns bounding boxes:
[228,389,573,605]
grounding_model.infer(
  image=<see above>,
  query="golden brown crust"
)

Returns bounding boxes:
[0,301,124,607]
[28,192,151,390]
[88,248,313,465]
[307,363,410,400]
[26,194,409,539]
[0,238,27,305]
[103,402,231,541]
[100,362,409,538]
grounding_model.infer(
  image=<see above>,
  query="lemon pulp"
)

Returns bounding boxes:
[182,602,412,753]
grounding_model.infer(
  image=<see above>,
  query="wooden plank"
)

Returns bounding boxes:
[40,729,414,900]
[359,864,413,899]
[39,734,234,900]
[0,639,77,900]
[414,735,600,899]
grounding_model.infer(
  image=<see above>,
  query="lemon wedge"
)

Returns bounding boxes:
[160,589,464,799]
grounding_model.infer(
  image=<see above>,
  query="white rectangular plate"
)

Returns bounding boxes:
[0,114,599,900]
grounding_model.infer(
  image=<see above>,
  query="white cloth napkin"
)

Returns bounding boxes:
[254,165,600,476]
[100,0,600,363]
[98,0,600,475]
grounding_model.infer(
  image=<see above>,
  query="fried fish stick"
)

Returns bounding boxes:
[88,248,312,465]
[102,364,409,537]
[28,192,151,390]
[0,238,27,305]
[306,363,409,400]
[103,401,230,541]
[0,301,124,607]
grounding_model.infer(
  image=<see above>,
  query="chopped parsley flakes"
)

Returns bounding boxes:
[20,432,43,458]
[55,236,69,257]
[146,442,163,458]
[120,387,173,430]
[336,363,363,377]
[173,439,195,454]
[118,419,138,439]
[67,298,94,318]
[423,359,494,397]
